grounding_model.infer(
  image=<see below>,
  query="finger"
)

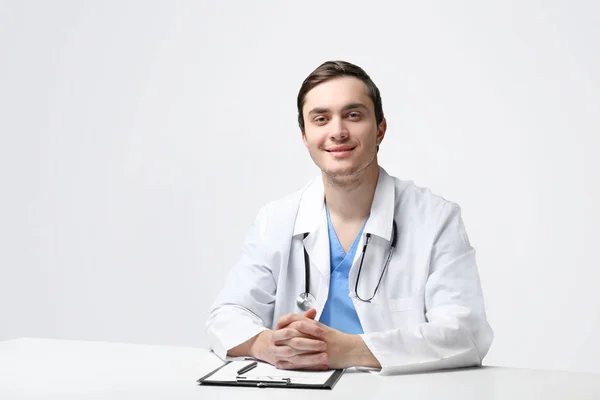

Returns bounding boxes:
[272,340,326,359]
[276,313,304,330]
[276,360,328,371]
[303,308,317,320]
[271,326,323,343]
[271,328,298,343]
[276,352,328,368]
[288,320,325,339]
[274,337,327,352]
[273,343,299,358]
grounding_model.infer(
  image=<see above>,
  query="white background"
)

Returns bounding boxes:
[1,1,599,374]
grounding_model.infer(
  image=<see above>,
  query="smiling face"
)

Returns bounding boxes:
[301,76,386,181]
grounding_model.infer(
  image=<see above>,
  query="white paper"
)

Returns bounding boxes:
[205,360,337,385]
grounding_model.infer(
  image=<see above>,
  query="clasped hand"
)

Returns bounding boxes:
[252,309,346,370]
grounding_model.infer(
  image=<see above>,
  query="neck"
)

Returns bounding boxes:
[322,163,379,222]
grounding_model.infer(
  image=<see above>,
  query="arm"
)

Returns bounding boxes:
[225,331,265,358]
[205,205,327,367]
[340,334,381,369]
[205,206,275,360]
[359,203,494,375]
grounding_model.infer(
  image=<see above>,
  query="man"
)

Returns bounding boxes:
[205,60,493,375]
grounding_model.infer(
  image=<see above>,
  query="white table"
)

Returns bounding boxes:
[1,338,599,399]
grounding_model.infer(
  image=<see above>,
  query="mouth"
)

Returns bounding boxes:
[325,146,356,153]
[325,146,355,158]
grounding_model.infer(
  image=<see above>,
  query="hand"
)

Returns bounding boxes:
[276,310,348,370]
[276,310,380,370]
[250,309,329,370]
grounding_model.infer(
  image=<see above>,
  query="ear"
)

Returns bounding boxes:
[376,117,387,146]
[301,130,308,148]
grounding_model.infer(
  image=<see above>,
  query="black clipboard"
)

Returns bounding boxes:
[197,361,344,390]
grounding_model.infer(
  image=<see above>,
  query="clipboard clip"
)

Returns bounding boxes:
[236,376,291,387]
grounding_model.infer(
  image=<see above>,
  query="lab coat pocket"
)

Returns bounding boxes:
[387,293,426,328]
[388,295,420,312]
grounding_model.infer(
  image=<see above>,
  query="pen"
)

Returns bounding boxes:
[237,361,258,376]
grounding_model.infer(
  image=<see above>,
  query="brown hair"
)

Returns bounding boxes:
[296,60,384,132]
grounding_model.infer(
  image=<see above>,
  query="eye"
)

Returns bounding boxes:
[313,116,328,124]
[346,112,362,120]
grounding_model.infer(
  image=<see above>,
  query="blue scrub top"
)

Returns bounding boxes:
[319,207,367,334]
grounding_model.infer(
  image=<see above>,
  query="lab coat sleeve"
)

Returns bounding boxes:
[205,205,276,361]
[360,203,494,375]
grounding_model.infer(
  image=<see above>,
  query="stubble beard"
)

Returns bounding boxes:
[323,151,378,190]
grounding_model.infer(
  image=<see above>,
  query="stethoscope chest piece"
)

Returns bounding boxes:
[296,292,316,312]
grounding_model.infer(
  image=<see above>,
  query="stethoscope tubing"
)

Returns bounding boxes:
[299,220,398,308]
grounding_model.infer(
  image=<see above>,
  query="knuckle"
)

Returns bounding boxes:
[284,328,295,339]
[274,346,286,357]
[275,329,287,341]
[288,321,298,329]
[277,362,290,370]
[289,354,301,364]
[282,346,294,357]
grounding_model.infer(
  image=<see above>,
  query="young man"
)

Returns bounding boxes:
[205,61,493,375]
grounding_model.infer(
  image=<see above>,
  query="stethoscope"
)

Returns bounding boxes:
[296,220,398,311]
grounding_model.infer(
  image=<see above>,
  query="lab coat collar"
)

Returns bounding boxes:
[363,167,396,241]
[293,166,396,242]
[293,175,325,237]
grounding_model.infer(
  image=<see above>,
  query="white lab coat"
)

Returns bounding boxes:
[206,167,493,375]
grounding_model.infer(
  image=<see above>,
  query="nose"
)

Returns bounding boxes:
[329,117,349,141]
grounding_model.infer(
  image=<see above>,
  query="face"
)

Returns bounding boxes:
[301,76,386,181]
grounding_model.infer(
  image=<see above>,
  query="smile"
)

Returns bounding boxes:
[326,147,355,153]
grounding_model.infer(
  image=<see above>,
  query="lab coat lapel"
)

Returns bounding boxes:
[362,166,396,241]
[350,167,397,299]
[294,175,330,316]
[294,174,329,280]
[303,216,330,319]
[303,215,330,281]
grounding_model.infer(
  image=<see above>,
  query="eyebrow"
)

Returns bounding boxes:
[308,103,368,115]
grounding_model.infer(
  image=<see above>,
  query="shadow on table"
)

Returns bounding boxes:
[344,365,498,377]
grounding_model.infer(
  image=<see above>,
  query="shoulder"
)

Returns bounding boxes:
[251,178,315,237]
[385,172,472,247]
[260,181,311,217]
[389,173,462,223]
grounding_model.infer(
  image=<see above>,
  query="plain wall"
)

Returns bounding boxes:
[1,1,599,374]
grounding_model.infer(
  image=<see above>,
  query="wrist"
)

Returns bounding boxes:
[249,330,271,360]
[344,334,381,369]
[328,332,358,368]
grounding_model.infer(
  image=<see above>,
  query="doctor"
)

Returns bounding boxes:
[206,60,493,375]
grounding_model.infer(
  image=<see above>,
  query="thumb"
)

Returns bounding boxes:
[303,308,317,320]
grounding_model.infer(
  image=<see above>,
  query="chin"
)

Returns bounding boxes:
[322,164,360,178]
[320,157,376,178]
